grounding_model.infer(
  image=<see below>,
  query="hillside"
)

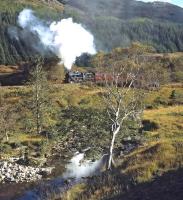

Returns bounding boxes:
[65,0,183,23]
[0,0,63,66]
[0,0,64,16]
[64,0,183,52]
[1,0,183,66]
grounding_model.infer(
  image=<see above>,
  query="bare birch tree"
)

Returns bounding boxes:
[103,59,147,170]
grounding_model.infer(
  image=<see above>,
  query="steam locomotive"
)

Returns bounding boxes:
[64,71,116,84]
[65,71,95,83]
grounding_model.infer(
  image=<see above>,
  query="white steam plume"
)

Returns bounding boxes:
[18,9,96,70]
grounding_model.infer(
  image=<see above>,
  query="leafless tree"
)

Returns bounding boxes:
[103,60,147,170]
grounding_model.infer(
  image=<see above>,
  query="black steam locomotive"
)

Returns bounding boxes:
[65,71,95,83]
[64,71,117,84]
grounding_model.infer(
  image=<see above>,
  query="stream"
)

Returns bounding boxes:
[9,152,107,200]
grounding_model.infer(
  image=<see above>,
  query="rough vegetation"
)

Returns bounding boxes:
[0,44,183,199]
[0,1,183,199]
[0,81,183,197]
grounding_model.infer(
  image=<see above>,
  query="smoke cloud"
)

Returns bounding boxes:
[18,9,96,70]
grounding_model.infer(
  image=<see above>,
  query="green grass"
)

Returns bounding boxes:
[143,105,183,139]
[145,83,183,106]
[118,102,183,182]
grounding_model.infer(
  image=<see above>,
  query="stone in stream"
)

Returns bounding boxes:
[0,159,54,184]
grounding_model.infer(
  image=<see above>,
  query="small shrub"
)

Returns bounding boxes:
[154,96,168,106]
[142,120,159,131]
[79,98,90,105]
[9,141,22,149]
[172,71,183,82]
[169,90,183,105]
[145,104,158,109]
[0,143,12,153]
[170,90,177,100]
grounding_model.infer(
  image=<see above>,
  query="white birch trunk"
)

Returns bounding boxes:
[108,124,120,170]
[5,130,9,142]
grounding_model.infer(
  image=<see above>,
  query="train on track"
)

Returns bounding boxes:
[64,71,119,85]
[64,71,160,89]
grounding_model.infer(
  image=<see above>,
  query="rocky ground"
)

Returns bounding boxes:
[0,159,53,183]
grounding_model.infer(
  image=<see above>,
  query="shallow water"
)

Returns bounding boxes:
[16,178,77,200]
[1,153,106,200]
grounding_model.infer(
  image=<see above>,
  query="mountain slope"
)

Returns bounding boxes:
[0,0,64,17]
[65,0,183,23]
[1,0,183,66]
[0,0,64,66]
[63,0,183,52]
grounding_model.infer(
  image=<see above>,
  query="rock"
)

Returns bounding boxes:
[123,136,132,142]
[0,159,54,184]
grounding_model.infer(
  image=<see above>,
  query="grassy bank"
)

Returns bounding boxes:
[33,83,183,200]
[0,83,183,189]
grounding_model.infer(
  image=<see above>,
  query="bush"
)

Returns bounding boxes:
[142,120,159,131]
[154,96,169,106]
[79,98,90,105]
[0,143,12,153]
[170,90,177,100]
[9,141,22,149]
[56,107,141,159]
[169,90,183,105]
[172,71,183,82]
[145,103,158,110]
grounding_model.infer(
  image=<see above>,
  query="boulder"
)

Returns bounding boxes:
[0,160,54,184]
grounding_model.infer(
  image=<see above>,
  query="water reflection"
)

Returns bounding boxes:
[17,153,106,200]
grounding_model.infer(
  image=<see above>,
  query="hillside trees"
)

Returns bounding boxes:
[75,53,93,67]
[88,44,182,84]
[0,11,60,66]
[1,1,183,67]
[64,2,183,53]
